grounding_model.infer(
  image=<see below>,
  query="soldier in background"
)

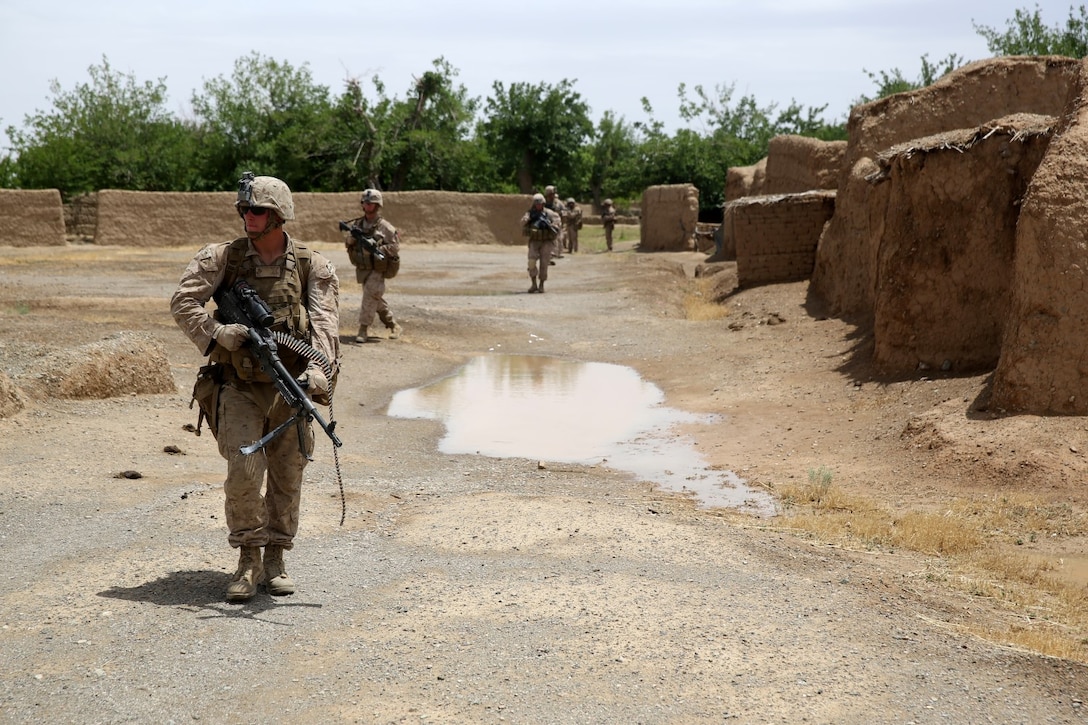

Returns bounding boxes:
[601,198,617,252]
[171,173,341,602]
[564,198,583,253]
[521,193,561,293]
[345,188,402,343]
[543,185,568,260]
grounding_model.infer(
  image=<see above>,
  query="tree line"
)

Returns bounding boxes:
[0,5,1082,213]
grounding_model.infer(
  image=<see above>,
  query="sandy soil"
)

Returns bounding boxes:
[0,237,1086,723]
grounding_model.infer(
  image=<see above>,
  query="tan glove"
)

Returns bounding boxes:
[298,366,330,403]
[213,323,249,352]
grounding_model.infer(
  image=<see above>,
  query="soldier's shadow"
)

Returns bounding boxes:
[97,569,321,621]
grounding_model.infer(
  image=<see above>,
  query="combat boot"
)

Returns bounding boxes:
[263,545,296,596]
[528,279,539,294]
[380,313,402,339]
[356,325,379,344]
[226,546,263,602]
[538,279,545,293]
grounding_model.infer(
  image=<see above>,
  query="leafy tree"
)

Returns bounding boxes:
[478,79,593,193]
[855,53,966,105]
[323,58,493,192]
[5,56,197,197]
[638,84,845,211]
[974,3,1088,56]
[190,52,335,190]
[381,59,493,192]
[586,111,642,205]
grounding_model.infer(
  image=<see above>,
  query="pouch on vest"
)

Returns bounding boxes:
[382,255,400,279]
[190,363,224,438]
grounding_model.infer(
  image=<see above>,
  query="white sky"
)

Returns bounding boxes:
[0,0,1059,147]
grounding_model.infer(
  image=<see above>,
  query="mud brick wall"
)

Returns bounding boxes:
[90,190,535,248]
[0,189,66,247]
[639,184,699,252]
[734,192,835,287]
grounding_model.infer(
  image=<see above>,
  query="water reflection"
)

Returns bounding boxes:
[387,354,775,515]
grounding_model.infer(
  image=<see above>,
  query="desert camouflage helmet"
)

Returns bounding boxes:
[361,188,384,206]
[544,185,556,195]
[603,198,613,206]
[532,193,546,204]
[565,197,575,205]
[236,172,295,220]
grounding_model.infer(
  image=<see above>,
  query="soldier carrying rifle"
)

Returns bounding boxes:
[171,172,341,603]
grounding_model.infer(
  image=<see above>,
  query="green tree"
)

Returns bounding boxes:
[478,79,593,193]
[383,58,490,192]
[638,84,845,211]
[190,52,335,190]
[855,53,966,105]
[586,111,642,205]
[974,4,1088,56]
[323,58,493,192]
[5,56,197,197]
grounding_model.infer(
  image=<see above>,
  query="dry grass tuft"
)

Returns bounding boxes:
[683,278,731,321]
[770,467,1088,662]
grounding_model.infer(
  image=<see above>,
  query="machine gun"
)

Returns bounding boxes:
[213,280,342,457]
[338,220,385,261]
[528,209,558,234]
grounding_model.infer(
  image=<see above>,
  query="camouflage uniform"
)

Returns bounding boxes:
[564,198,583,253]
[171,174,340,602]
[521,193,561,292]
[543,185,568,258]
[346,189,401,342]
[173,237,339,544]
[601,199,617,251]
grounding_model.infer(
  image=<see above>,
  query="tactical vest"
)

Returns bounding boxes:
[209,237,313,381]
[527,224,556,242]
[348,215,398,278]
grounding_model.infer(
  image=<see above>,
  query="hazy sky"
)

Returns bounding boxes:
[0,0,1054,145]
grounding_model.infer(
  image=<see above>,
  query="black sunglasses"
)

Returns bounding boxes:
[238,205,269,217]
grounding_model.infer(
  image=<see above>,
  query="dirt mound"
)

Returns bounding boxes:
[0,369,25,418]
[13,332,176,400]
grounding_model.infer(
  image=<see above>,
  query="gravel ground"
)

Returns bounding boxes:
[0,239,1086,724]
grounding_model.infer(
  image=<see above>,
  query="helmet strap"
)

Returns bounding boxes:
[244,213,284,241]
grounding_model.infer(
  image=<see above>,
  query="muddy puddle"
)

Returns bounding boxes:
[387,354,776,515]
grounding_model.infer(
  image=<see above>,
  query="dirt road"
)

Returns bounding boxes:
[0,239,1085,723]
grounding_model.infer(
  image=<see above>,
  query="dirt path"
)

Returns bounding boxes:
[0,240,1086,723]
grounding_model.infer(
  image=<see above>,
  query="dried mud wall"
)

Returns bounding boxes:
[733,192,835,287]
[639,184,699,252]
[762,136,847,195]
[293,191,533,246]
[870,116,1053,374]
[0,189,65,247]
[992,59,1088,414]
[92,190,536,248]
[811,56,1081,323]
[725,158,766,202]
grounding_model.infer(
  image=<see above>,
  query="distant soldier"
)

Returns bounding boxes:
[543,185,568,260]
[521,193,561,293]
[564,198,583,253]
[344,188,402,343]
[601,198,617,251]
